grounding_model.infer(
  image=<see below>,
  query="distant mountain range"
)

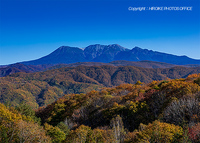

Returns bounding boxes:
[19,44,200,65]
[0,63,52,77]
[2,60,200,77]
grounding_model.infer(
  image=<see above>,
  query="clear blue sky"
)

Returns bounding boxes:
[0,0,200,65]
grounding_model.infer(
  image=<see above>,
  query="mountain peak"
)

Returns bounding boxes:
[85,44,106,51]
[84,44,128,62]
[84,44,127,51]
[108,44,122,47]
[84,45,106,61]
[133,46,142,49]
[57,46,79,50]
[107,44,127,50]
[58,46,69,49]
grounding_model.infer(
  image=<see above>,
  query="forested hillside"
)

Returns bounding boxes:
[1,61,199,77]
[1,65,200,108]
[0,63,51,77]
[1,74,200,142]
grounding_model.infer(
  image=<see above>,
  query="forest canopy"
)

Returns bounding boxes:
[1,73,200,142]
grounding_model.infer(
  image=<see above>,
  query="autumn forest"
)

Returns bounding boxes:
[0,64,200,142]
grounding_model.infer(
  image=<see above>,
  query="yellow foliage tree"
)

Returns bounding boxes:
[132,120,183,143]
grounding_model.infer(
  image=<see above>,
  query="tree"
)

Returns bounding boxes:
[194,77,200,86]
[0,127,8,143]
[65,125,94,143]
[17,120,51,143]
[0,103,22,142]
[189,123,200,142]
[93,128,115,143]
[131,120,183,143]
[44,123,66,143]
[163,97,200,126]
[16,101,41,124]
[0,103,50,142]
[110,115,125,143]
[57,122,69,135]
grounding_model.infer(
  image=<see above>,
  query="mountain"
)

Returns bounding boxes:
[1,44,199,77]
[1,60,199,77]
[109,60,176,68]
[84,44,128,62]
[1,65,200,108]
[21,46,87,65]
[19,44,200,65]
[0,60,185,77]
[2,74,200,142]
[21,44,127,65]
[35,74,200,134]
[0,63,51,77]
[48,60,178,70]
[114,47,200,65]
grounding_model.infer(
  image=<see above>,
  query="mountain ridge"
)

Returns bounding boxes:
[18,44,200,65]
[2,60,200,77]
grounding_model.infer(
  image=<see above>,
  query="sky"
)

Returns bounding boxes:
[0,0,200,65]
